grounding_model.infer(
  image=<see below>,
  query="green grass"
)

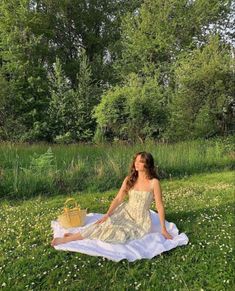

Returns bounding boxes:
[0,136,234,200]
[0,171,234,290]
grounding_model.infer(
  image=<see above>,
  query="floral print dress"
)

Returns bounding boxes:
[79,180,154,244]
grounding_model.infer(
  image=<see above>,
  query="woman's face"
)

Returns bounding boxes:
[134,155,146,172]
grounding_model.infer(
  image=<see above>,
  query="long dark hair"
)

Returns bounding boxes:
[125,151,160,192]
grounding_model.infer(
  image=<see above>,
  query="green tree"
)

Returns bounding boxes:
[0,0,51,141]
[111,0,233,142]
[0,0,142,141]
[93,73,168,142]
[48,50,96,142]
[165,35,234,140]
[115,0,232,89]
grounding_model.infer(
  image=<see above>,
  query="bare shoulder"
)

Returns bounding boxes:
[152,178,160,186]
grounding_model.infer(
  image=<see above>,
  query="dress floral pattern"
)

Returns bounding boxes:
[79,180,154,243]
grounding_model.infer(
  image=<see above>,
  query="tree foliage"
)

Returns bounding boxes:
[48,50,96,142]
[0,0,234,142]
[93,73,168,142]
[165,36,234,140]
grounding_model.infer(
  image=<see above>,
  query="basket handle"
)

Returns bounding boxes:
[64,198,79,208]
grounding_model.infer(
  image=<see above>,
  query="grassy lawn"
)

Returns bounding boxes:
[0,170,234,290]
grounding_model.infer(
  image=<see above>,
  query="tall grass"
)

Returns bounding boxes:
[0,136,234,200]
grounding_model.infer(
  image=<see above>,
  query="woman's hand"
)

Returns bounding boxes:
[95,213,110,225]
[161,228,173,240]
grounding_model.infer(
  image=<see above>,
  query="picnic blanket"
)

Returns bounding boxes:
[51,210,189,262]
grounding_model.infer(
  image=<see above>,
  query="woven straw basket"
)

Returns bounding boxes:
[58,198,87,228]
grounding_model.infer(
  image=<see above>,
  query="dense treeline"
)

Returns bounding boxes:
[0,0,234,143]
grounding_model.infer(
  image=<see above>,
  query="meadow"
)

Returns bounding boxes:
[0,137,234,290]
[0,136,234,200]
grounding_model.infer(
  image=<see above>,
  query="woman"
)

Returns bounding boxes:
[51,151,173,246]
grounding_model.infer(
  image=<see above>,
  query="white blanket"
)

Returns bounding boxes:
[51,210,189,262]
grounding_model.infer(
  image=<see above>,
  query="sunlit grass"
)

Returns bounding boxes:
[0,171,234,290]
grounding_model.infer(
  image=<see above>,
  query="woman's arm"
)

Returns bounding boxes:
[106,176,128,216]
[95,176,129,224]
[153,179,173,239]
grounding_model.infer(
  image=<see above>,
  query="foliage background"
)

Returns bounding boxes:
[0,0,234,143]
